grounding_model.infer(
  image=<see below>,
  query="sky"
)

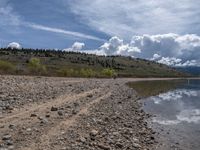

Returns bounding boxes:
[1,0,200,67]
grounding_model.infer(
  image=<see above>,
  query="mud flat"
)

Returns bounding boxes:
[0,75,173,150]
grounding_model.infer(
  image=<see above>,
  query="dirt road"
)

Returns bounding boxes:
[0,76,173,150]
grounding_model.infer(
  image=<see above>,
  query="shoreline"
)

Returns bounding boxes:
[1,75,198,149]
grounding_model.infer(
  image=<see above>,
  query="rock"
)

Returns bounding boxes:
[8,124,15,129]
[6,140,13,146]
[90,129,98,136]
[26,128,32,132]
[87,94,93,98]
[2,134,11,140]
[72,109,79,115]
[30,113,37,117]
[8,146,15,149]
[5,106,13,111]
[115,142,123,148]
[57,110,64,116]
[45,114,50,118]
[132,143,141,148]
[79,137,86,143]
[41,118,48,124]
[51,106,58,111]
[38,117,48,124]
[98,144,110,150]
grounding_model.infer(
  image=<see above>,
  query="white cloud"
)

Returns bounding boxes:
[69,0,200,38]
[26,23,104,42]
[63,42,85,52]
[0,1,104,41]
[71,42,85,51]
[0,0,21,26]
[98,36,141,56]
[151,54,161,60]
[157,57,182,66]
[7,42,22,49]
[130,33,200,66]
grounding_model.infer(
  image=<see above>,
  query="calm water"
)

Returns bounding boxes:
[130,79,200,150]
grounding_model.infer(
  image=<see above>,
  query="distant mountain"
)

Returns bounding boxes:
[0,48,187,77]
[175,67,200,76]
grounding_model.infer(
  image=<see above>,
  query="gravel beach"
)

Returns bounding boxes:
[0,75,169,150]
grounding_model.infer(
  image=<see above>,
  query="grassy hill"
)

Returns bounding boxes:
[0,48,187,77]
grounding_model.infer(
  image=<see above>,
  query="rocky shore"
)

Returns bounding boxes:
[0,75,158,150]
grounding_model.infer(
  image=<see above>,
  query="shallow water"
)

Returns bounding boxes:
[130,79,200,150]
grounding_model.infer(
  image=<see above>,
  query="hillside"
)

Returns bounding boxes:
[0,48,186,77]
[176,67,200,76]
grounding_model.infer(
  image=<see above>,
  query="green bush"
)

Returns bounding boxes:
[28,58,46,74]
[57,68,75,77]
[101,68,116,77]
[80,68,96,77]
[0,60,15,73]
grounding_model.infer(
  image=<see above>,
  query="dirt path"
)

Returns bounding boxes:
[0,88,100,125]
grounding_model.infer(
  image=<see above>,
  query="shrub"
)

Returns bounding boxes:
[80,68,95,77]
[28,58,46,74]
[101,68,117,77]
[57,68,75,77]
[0,60,15,73]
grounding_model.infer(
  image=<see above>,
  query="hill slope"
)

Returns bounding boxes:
[176,67,200,76]
[0,48,186,77]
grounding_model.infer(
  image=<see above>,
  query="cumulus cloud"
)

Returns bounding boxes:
[63,42,85,52]
[62,34,200,67]
[86,34,200,66]
[130,33,200,66]
[7,42,22,49]
[71,42,85,51]
[98,36,141,56]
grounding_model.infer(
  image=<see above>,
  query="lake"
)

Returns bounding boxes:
[129,79,200,150]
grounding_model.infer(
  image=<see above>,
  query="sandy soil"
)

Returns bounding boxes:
[0,75,176,150]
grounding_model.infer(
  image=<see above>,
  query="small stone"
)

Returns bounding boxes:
[132,143,141,148]
[51,106,58,111]
[2,134,11,140]
[38,117,48,124]
[57,110,64,116]
[115,142,123,148]
[72,109,78,114]
[98,144,110,150]
[90,129,98,136]
[41,118,48,124]
[9,124,15,129]
[79,137,86,143]
[87,94,93,98]
[6,140,13,146]
[6,106,13,110]
[26,128,32,132]
[45,114,50,118]
[30,113,37,117]
[8,145,15,149]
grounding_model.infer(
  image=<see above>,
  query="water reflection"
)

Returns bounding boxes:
[147,88,200,125]
[151,89,198,104]
[129,79,200,149]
